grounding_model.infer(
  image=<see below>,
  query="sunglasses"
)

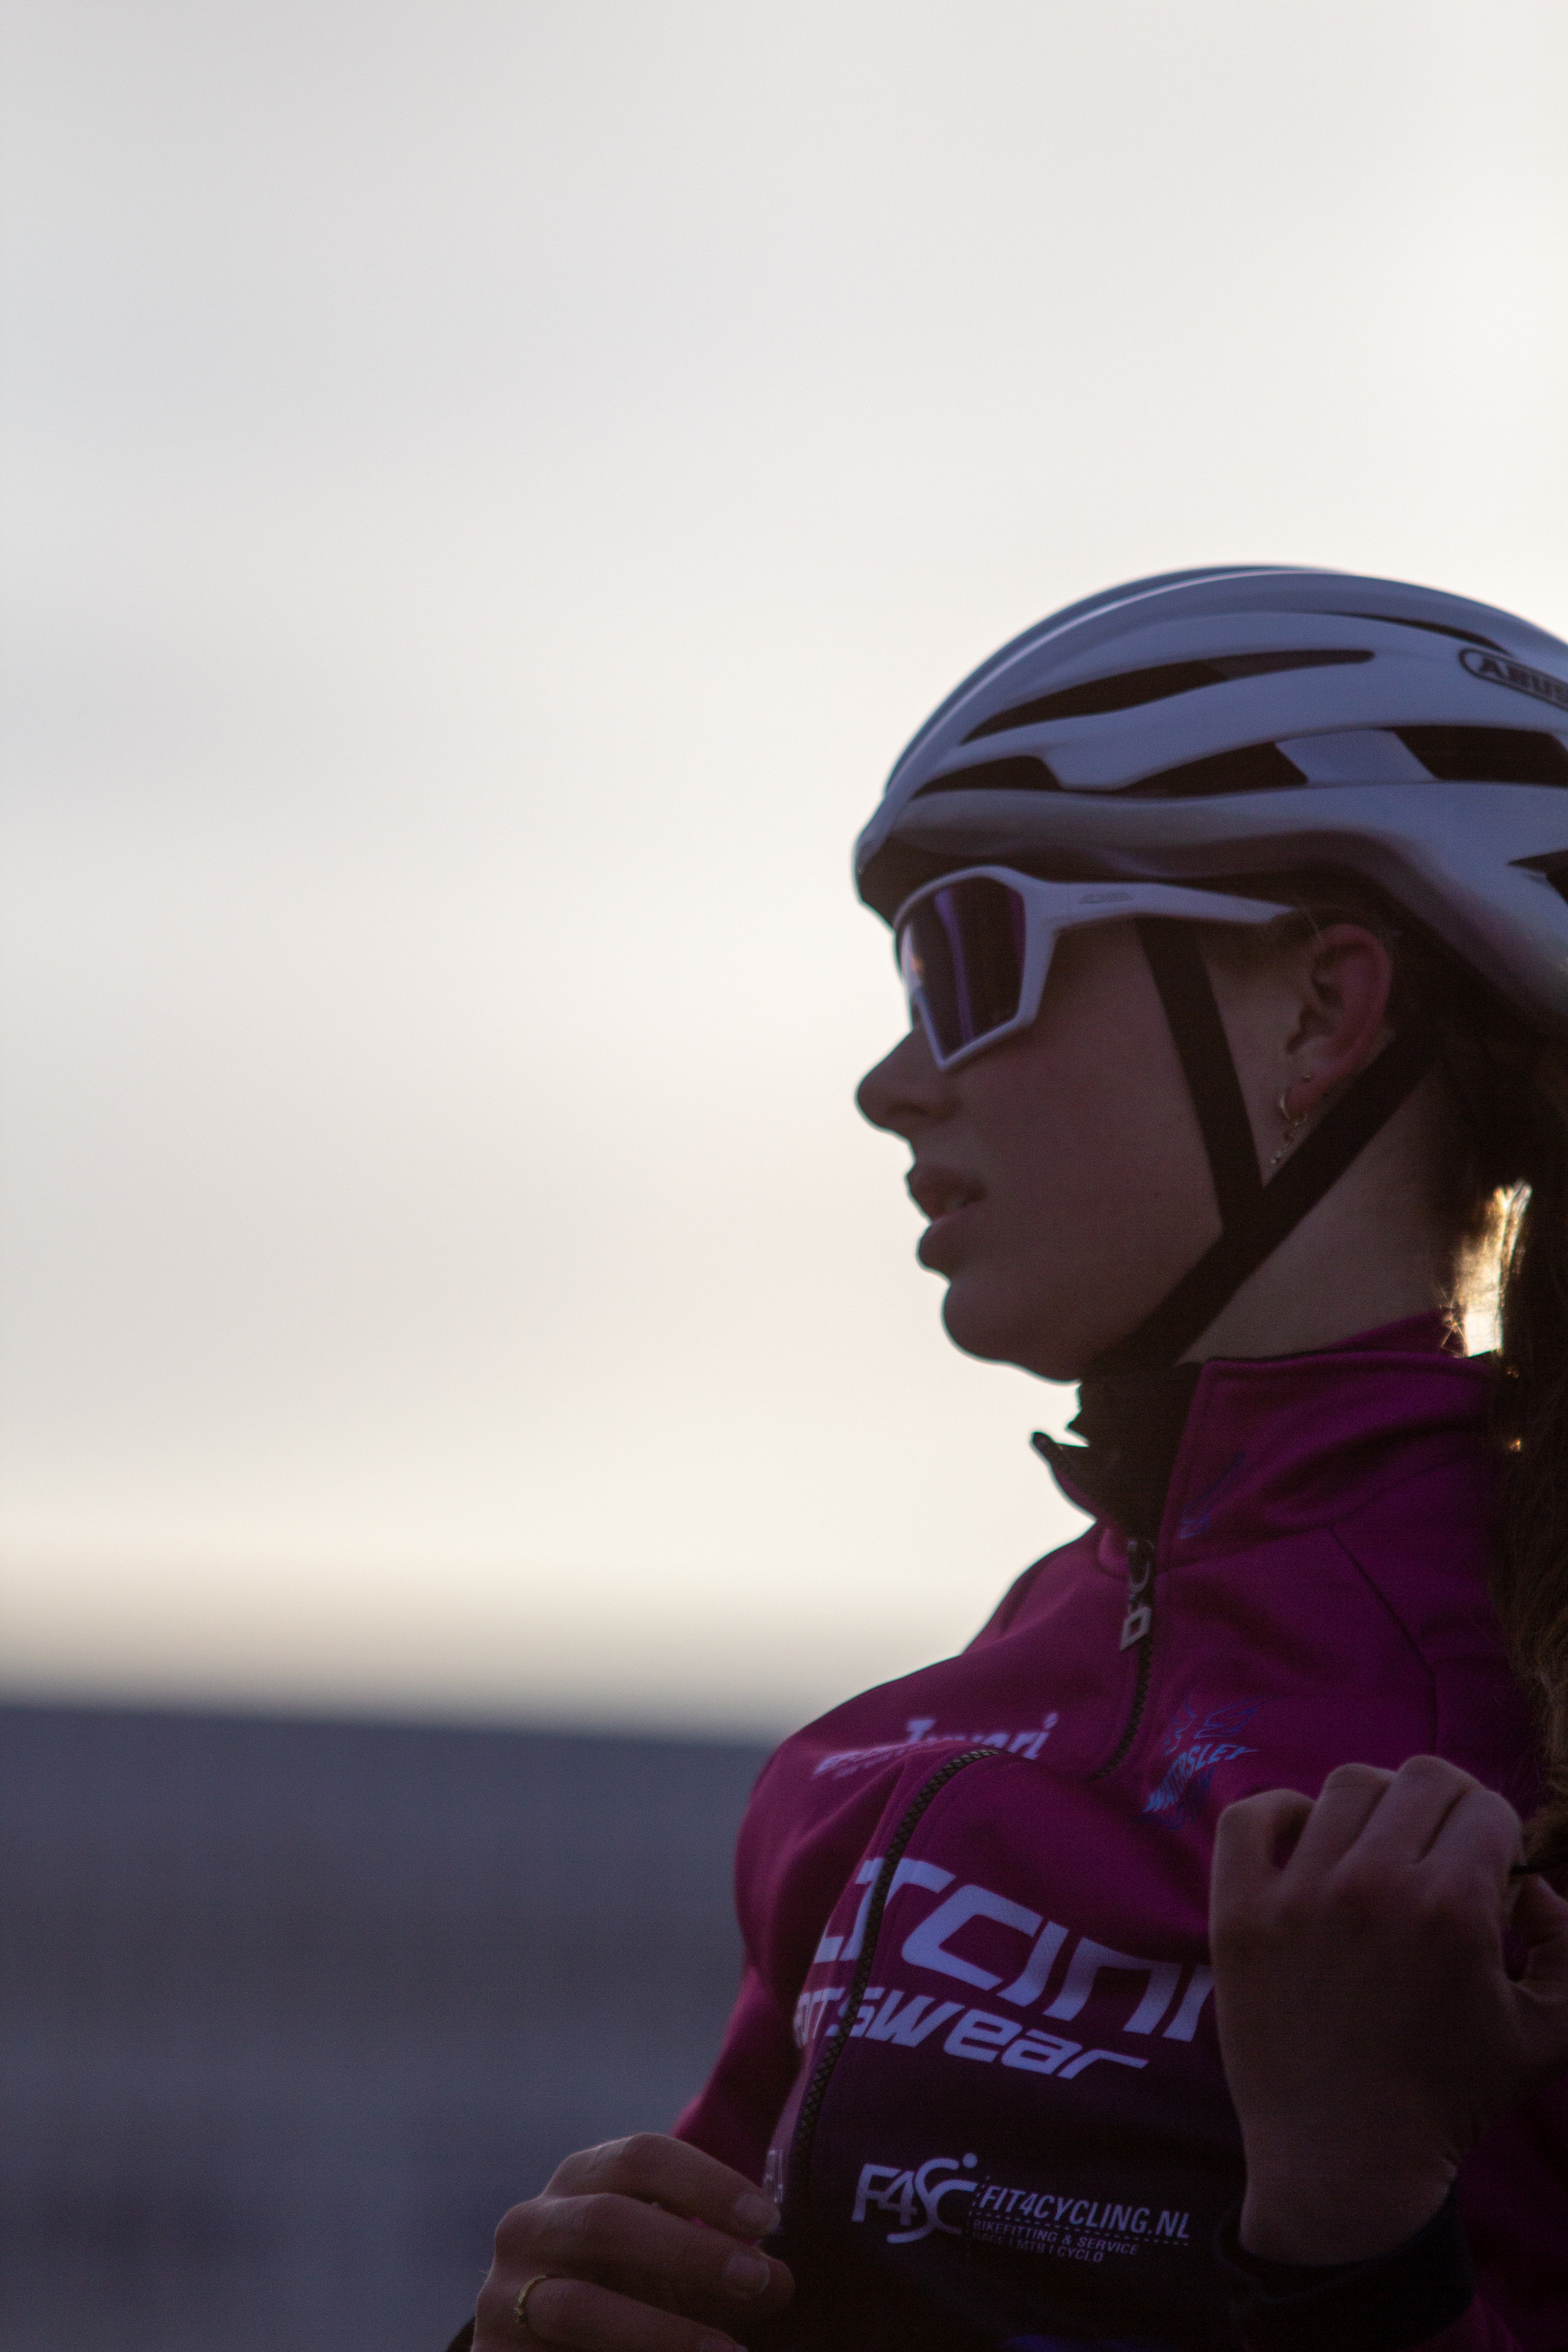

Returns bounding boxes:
[893,866,1292,1071]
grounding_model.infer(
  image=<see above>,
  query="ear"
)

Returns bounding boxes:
[1282,923,1395,1114]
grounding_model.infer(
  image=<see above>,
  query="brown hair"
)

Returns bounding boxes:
[1207,874,1568,1877]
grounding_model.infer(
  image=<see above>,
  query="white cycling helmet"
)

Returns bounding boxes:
[856,568,1568,1376]
[857,564,1568,1033]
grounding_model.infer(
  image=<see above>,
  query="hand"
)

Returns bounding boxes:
[472,2132,793,2351]
[1210,1755,1568,2265]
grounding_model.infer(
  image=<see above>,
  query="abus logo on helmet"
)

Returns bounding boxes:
[1460,644,1568,716]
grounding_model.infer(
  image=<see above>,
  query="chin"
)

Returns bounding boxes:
[938,1278,1085,1385]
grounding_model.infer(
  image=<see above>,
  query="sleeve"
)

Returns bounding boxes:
[671,1959,802,2183]
[1218,2193,1527,2352]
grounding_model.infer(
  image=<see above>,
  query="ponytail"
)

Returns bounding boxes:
[1487,1045,1568,1877]
[1389,965,1568,1879]
[1416,985,1568,1878]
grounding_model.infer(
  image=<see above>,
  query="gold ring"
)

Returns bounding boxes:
[513,2275,554,2337]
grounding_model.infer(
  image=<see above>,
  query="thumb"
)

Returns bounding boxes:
[1509,1874,1568,2063]
[1511,1871,1568,1974]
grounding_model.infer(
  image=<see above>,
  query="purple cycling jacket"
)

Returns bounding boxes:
[675,1322,1568,2350]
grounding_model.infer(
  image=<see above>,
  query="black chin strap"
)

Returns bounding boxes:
[1137,916,1264,1233]
[1086,919,1438,1378]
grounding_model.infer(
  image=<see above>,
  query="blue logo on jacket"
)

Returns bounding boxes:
[1142,1700,1261,1826]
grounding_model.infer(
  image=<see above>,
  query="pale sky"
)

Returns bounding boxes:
[3,0,1565,1735]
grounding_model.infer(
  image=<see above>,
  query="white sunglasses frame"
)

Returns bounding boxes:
[893,865,1293,1072]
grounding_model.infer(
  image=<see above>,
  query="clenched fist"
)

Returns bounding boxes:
[1210,1755,1568,2264]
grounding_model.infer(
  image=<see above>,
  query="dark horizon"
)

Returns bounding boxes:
[1,1700,768,2351]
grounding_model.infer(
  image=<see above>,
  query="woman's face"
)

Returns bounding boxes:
[856,919,1228,1383]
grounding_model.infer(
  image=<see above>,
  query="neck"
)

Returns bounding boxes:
[1181,1088,1458,1364]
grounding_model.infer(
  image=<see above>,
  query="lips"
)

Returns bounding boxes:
[907,1165,985,1223]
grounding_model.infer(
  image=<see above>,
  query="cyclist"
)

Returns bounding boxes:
[457,567,1568,2351]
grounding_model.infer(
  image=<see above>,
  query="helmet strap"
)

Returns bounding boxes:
[1086,919,1437,1376]
[1134,917,1265,1230]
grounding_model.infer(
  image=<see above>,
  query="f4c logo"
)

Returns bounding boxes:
[852,2152,978,2243]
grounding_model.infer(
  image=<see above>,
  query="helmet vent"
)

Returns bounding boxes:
[911,754,1063,799]
[1395,727,1568,786]
[1121,741,1308,799]
[964,648,1372,740]
[1334,612,1507,653]
[1513,855,1568,909]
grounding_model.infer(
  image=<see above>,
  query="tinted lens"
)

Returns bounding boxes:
[898,877,1029,1060]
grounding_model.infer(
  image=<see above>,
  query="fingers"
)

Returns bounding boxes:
[1214,1785,1313,1870]
[1308,1760,1521,1928]
[1210,1787,1312,1918]
[1349,1758,1506,1868]
[496,2191,784,2308]
[1279,1761,1396,1877]
[1228,1759,1519,1890]
[1509,1872,1568,2023]
[485,2270,744,2352]
[1214,1763,1526,1962]
[475,2136,791,2352]
[1511,1867,1568,1942]
[546,2136,779,2239]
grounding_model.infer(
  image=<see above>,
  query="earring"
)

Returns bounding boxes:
[1269,1086,1307,1172]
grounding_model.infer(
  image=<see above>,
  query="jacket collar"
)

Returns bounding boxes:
[1037,1315,1491,1551]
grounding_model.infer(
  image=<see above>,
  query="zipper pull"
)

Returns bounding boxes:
[1119,1535,1155,1651]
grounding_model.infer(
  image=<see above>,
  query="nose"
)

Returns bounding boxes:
[856,1021,952,1135]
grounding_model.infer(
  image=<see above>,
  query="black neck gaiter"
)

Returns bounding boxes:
[1033,1362,1204,1542]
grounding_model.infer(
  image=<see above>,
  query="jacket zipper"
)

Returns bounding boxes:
[787,1542,1157,2210]
[1089,1534,1157,1781]
[786,1745,1001,2221]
